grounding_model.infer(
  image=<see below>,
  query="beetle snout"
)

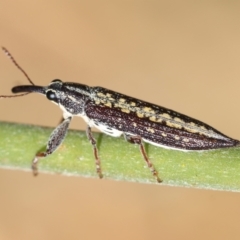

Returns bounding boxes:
[12,85,46,95]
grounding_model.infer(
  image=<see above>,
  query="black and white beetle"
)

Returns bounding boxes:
[1,47,240,183]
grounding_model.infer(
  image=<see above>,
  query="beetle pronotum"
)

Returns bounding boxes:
[1,47,239,183]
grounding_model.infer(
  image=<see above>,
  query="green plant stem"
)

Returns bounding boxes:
[0,121,240,191]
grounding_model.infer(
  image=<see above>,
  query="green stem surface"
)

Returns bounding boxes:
[0,121,240,191]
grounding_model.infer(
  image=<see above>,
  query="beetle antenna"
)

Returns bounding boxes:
[2,47,35,85]
[0,92,30,99]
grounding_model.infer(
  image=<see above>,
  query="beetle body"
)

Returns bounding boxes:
[13,80,240,151]
[2,47,240,182]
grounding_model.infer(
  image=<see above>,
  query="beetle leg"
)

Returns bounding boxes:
[124,133,162,183]
[32,116,72,176]
[86,125,103,179]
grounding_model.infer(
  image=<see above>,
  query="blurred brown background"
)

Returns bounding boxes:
[1,1,240,239]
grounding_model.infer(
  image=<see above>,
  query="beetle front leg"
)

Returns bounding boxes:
[86,125,103,179]
[124,133,162,183]
[32,116,72,176]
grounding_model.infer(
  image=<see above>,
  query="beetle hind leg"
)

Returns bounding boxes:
[124,133,162,183]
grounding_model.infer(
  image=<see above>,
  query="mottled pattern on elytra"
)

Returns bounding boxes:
[85,87,240,150]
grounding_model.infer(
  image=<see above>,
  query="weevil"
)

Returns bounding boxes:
[1,47,240,183]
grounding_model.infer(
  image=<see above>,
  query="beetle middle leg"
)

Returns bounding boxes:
[32,116,72,176]
[86,125,103,179]
[124,133,162,183]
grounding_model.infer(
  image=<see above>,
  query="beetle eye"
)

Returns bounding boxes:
[46,90,57,101]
